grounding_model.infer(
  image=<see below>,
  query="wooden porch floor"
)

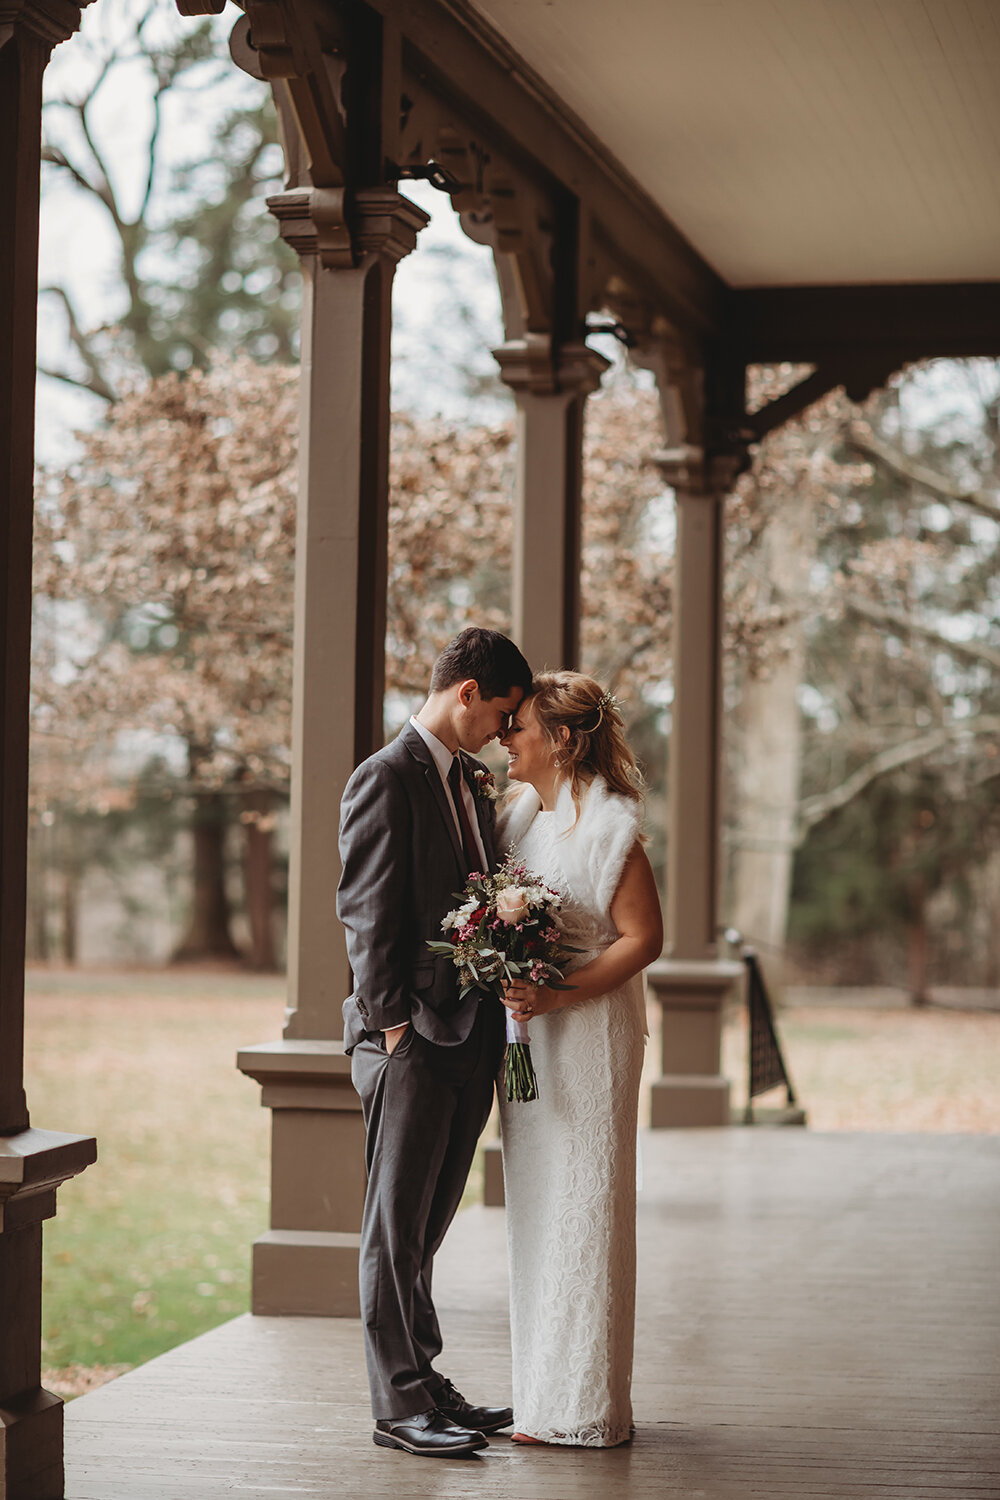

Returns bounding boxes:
[63,1130,1000,1499]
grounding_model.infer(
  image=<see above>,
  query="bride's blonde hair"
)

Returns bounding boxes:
[528,670,644,813]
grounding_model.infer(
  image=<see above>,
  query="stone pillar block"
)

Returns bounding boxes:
[237,1042,366,1316]
[647,960,742,1128]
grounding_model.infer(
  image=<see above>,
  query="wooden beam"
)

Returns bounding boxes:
[730,283,1000,364]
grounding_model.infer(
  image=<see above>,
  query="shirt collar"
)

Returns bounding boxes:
[409,715,458,783]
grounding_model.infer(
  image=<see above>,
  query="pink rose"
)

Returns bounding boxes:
[496,886,529,925]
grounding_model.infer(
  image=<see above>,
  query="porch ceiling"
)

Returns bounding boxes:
[466,0,1000,288]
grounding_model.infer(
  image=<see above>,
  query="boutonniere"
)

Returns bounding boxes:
[472,767,497,802]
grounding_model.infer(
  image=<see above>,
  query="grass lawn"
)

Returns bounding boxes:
[25,969,284,1388]
[24,968,1000,1395]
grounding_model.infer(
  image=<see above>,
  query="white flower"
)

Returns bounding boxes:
[442,897,479,932]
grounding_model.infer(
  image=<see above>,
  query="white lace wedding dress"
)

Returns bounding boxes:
[498,775,647,1447]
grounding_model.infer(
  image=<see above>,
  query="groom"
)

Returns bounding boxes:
[338,627,532,1457]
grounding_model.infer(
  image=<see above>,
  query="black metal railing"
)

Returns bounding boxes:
[741,945,802,1124]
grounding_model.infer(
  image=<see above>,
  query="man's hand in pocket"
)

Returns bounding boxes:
[384,1023,408,1054]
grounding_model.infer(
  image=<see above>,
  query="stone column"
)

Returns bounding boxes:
[648,472,741,1126]
[238,187,428,1316]
[493,336,609,671]
[1,13,97,1497]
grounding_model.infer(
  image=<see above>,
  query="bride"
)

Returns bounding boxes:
[497,670,663,1447]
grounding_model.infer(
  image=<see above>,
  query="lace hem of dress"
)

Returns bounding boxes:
[519,1421,634,1448]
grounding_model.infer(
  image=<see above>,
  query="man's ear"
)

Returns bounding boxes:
[457,679,479,707]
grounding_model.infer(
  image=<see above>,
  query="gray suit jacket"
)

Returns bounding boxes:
[337,722,498,1051]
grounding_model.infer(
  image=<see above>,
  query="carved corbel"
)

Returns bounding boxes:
[229,16,306,190]
[219,0,357,265]
[244,0,347,185]
[394,75,556,339]
[633,324,753,493]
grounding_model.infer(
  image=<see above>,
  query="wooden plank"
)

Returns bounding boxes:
[64,1132,1000,1499]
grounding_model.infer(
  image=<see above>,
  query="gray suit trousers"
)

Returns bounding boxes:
[351,1002,503,1419]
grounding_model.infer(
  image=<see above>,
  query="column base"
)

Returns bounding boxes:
[646,959,742,1129]
[0,1388,63,1500]
[238,1041,367,1318]
[252,1229,361,1317]
[482,1141,504,1207]
[650,1073,731,1128]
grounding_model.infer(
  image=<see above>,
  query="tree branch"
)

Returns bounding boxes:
[796,716,1000,837]
[39,285,121,401]
[844,593,1000,673]
[36,364,116,403]
[41,145,112,208]
[73,95,124,230]
[139,85,164,221]
[844,421,1000,523]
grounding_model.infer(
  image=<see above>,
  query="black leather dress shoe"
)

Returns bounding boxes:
[434,1378,514,1434]
[373,1408,488,1457]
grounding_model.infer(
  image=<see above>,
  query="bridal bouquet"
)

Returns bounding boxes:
[427,852,575,1102]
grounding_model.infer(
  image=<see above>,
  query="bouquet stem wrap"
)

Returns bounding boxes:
[504,1014,538,1103]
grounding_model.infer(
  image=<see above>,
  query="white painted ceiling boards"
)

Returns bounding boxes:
[468,0,1000,287]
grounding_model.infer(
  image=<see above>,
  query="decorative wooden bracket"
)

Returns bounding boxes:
[394,76,558,339]
[744,358,899,441]
[630,326,754,493]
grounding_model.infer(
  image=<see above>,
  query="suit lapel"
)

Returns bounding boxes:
[401,723,465,874]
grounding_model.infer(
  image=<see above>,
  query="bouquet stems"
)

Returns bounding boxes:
[504,1041,538,1103]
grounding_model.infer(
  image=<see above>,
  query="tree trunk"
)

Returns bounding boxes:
[25,827,49,963]
[906,880,930,1006]
[730,643,807,962]
[61,863,79,965]
[729,477,818,980]
[172,755,241,962]
[241,788,277,971]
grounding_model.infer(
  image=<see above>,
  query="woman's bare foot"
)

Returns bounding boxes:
[510,1432,546,1445]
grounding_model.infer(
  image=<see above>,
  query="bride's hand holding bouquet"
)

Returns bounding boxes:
[428,852,576,1101]
[502,975,558,1022]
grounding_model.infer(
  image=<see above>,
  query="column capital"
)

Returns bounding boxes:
[493,335,609,398]
[654,443,743,500]
[354,187,431,264]
[0,0,91,52]
[267,187,429,271]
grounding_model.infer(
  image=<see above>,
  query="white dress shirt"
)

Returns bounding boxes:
[409,716,488,871]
